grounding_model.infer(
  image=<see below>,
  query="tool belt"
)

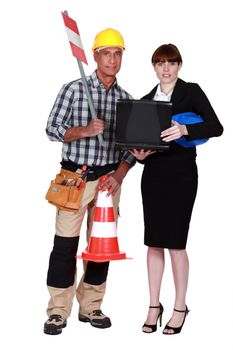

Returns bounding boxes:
[60,160,119,181]
[45,161,119,211]
[45,167,87,212]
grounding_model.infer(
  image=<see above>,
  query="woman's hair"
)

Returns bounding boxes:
[151,44,182,65]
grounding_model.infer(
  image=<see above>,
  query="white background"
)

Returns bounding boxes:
[1,0,232,349]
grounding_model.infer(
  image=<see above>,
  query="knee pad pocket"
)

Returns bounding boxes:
[84,261,109,285]
[47,235,79,288]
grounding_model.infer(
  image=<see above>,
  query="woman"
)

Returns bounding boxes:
[131,44,223,335]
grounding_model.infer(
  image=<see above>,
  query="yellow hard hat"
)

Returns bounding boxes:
[93,28,125,51]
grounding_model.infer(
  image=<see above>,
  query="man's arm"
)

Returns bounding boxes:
[46,82,104,143]
[46,83,74,142]
[64,119,104,142]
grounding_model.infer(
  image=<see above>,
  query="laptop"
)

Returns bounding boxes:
[115,99,173,150]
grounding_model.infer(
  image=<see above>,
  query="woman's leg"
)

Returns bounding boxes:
[143,247,165,332]
[163,249,189,334]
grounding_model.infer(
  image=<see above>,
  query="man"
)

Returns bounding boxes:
[44,28,134,335]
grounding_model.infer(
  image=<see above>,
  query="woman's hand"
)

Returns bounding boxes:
[161,121,188,142]
[129,149,156,160]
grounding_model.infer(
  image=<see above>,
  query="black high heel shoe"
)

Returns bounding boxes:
[142,303,164,333]
[163,305,189,335]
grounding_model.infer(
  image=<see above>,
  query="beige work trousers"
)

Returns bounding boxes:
[46,178,121,319]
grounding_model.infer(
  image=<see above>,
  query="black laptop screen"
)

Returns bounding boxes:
[115,99,172,150]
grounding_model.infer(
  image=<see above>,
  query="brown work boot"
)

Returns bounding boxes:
[79,309,111,328]
[43,314,67,335]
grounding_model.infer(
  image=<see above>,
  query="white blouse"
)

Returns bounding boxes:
[153,84,173,102]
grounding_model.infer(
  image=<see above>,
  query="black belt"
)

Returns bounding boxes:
[60,160,119,181]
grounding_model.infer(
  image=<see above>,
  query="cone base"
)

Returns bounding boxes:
[77,251,127,262]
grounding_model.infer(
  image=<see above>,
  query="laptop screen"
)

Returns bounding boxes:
[115,99,173,150]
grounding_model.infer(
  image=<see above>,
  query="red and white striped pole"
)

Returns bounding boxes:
[62,11,104,145]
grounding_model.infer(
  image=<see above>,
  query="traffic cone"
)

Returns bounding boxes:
[78,176,127,262]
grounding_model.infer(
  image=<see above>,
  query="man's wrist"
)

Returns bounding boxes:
[64,126,86,142]
[115,160,131,180]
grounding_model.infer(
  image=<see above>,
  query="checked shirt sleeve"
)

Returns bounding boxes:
[117,92,136,166]
[121,151,136,166]
[46,83,74,142]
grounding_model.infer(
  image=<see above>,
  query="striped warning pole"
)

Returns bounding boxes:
[62,10,103,145]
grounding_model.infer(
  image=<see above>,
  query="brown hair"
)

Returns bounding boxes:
[151,44,182,65]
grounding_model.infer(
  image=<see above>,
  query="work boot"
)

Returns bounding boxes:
[79,309,111,328]
[43,314,67,335]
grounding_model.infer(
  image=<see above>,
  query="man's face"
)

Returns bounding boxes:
[94,47,123,78]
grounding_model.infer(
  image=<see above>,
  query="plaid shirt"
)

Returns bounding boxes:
[46,71,135,166]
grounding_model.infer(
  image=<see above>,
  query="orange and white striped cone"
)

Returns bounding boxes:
[78,177,127,262]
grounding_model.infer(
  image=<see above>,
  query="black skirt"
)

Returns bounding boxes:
[141,148,198,249]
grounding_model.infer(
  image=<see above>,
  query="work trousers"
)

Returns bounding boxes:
[46,178,121,319]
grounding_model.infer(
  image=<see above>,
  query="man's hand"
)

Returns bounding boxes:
[99,161,132,196]
[85,119,105,137]
[99,172,122,196]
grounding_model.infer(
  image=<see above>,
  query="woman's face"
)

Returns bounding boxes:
[154,61,181,85]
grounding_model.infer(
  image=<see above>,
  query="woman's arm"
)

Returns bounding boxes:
[186,83,224,140]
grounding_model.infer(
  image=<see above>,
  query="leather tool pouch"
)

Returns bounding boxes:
[45,168,86,211]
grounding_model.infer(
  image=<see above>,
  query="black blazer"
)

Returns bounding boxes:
[142,78,223,141]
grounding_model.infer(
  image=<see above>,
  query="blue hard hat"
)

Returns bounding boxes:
[171,112,209,148]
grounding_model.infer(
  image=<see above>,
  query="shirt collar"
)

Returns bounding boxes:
[90,70,119,90]
[155,84,173,98]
